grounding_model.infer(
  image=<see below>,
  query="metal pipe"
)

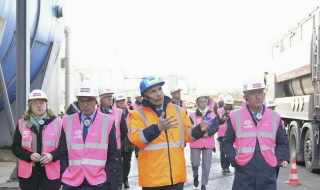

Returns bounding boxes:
[0,65,15,139]
[64,26,71,111]
[0,18,15,139]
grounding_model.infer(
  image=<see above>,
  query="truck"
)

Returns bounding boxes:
[265,7,320,172]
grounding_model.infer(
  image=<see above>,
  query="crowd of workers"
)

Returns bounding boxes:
[11,74,290,190]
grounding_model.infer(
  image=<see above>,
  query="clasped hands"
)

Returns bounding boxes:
[30,152,53,164]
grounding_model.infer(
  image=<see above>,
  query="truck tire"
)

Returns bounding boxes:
[304,129,315,172]
[289,126,299,161]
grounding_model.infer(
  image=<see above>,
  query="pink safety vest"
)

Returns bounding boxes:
[61,112,114,187]
[98,106,123,149]
[189,112,216,149]
[208,99,217,112]
[230,107,280,167]
[217,108,233,137]
[18,118,62,179]
[131,103,141,110]
[181,102,187,113]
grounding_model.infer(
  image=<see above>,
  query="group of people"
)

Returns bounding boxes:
[11,74,289,190]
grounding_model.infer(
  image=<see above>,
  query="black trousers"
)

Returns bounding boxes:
[142,182,184,190]
[121,151,133,183]
[219,139,230,169]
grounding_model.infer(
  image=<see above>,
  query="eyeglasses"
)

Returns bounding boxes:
[78,99,95,105]
[32,101,46,106]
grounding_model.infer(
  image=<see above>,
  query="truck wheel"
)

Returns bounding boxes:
[289,126,298,161]
[304,130,315,172]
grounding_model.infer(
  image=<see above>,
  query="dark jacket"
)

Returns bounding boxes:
[65,101,80,115]
[12,116,61,190]
[121,108,134,152]
[59,113,118,188]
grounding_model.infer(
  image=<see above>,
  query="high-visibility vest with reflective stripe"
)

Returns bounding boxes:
[129,103,194,187]
[189,112,215,148]
[98,106,122,149]
[230,107,280,167]
[217,108,234,137]
[18,118,62,179]
[61,112,114,187]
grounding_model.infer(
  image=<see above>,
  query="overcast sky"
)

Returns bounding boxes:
[65,0,319,94]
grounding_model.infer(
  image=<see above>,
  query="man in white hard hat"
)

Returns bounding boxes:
[98,87,127,190]
[114,93,134,189]
[125,93,133,110]
[60,80,118,190]
[222,76,289,190]
[217,95,234,174]
[218,94,224,109]
[170,85,187,113]
[131,93,143,110]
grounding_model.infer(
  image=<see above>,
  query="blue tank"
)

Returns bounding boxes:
[0,0,65,112]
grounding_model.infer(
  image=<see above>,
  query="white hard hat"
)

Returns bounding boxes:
[135,93,142,98]
[99,87,114,96]
[28,89,47,101]
[218,94,224,101]
[115,93,126,101]
[196,94,208,103]
[243,76,266,92]
[170,86,182,94]
[224,95,234,104]
[265,98,277,107]
[75,80,99,97]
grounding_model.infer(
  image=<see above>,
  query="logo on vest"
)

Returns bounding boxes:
[74,130,82,139]
[49,133,56,136]
[23,131,29,135]
[91,133,98,136]
[261,123,270,127]
[244,120,252,128]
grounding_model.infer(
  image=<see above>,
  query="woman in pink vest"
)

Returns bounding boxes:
[216,95,234,174]
[222,76,289,190]
[60,81,118,190]
[12,89,62,190]
[189,95,219,190]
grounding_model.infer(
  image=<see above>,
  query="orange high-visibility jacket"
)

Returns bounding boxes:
[129,103,195,187]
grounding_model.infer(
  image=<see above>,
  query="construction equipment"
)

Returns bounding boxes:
[265,7,320,172]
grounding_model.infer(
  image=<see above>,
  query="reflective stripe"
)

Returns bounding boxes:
[100,115,109,143]
[131,127,142,131]
[185,126,194,133]
[257,131,275,139]
[66,115,74,150]
[43,141,59,146]
[138,130,149,144]
[271,111,278,139]
[173,105,184,143]
[21,141,31,146]
[235,110,242,134]
[260,145,275,153]
[238,131,256,138]
[82,159,106,166]
[235,147,255,153]
[137,107,150,127]
[142,141,185,150]
[71,103,80,113]
[85,142,108,150]
[70,144,84,149]
[116,134,121,138]
[68,159,106,166]
[69,160,82,166]
[189,134,196,141]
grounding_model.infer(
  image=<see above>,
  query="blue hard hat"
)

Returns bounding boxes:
[140,75,165,94]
